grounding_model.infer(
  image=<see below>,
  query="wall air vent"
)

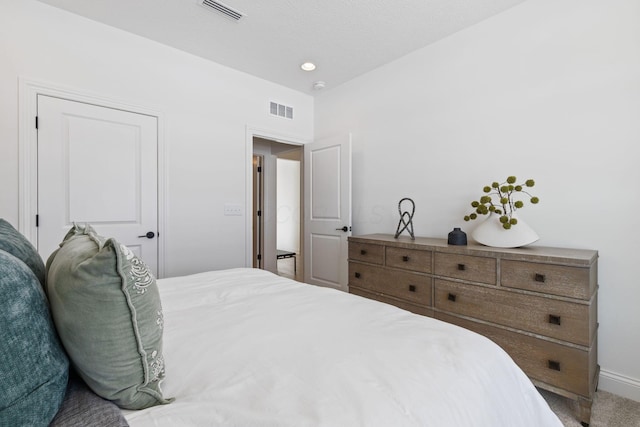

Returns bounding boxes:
[270,102,293,120]
[199,0,245,21]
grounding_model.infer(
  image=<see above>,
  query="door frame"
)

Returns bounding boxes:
[244,126,309,269]
[18,77,167,277]
[252,154,264,269]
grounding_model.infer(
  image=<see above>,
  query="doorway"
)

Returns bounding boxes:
[252,137,303,281]
[276,151,301,281]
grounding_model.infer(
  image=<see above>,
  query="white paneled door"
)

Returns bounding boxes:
[304,134,352,291]
[37,95,159,274]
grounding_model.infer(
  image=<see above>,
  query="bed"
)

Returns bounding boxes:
[0,220,562,427]
[121,268,562,426]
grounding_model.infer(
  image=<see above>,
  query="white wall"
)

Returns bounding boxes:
[0,0,313,277]
[315,0,640,401]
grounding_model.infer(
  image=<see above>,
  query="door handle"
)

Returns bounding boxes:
[138,231,156,239]
[336,226,349,232]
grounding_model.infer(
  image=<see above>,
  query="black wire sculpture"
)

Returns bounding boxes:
[394,198,415,240]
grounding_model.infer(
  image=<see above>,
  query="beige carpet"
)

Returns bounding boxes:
[540,389,640,426]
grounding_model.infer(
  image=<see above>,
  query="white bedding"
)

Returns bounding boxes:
[124,268,562,427]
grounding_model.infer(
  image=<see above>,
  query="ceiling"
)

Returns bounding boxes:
[37,0,527,95]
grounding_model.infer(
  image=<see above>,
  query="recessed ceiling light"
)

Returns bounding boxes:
[300,62,316,71]
[313,81,326,90]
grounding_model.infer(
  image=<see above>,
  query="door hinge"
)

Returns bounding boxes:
[257,166,262,173]
[257,254,261,260]
[257,210,261,217]
[35,116,38,129]
[35,214,39,227]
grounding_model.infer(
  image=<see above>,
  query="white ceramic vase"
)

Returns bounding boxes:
[471,213,539,248]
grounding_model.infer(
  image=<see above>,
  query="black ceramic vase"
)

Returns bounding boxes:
[448,227,467,245]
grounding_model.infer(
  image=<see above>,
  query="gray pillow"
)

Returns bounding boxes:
[50,372,129,427]
[0,218,46,286]
[46,224,172,410]
[0,249,69,426]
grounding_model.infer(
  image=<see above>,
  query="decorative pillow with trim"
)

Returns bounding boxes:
[0,249,69,426]
[46,224,172,410]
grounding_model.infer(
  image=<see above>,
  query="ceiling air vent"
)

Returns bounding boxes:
[270,102,293,120]
[199,0,245,21]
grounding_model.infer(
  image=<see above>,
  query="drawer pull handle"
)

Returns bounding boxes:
[548,360,561,371]
[409,285,416,292]
[548,314,562,325]
[402,255,410,262]
[535,273,546,283]
[457,264,466,271]
[447,293,457,302]
[354,272,361,279]
[360,249,367,255]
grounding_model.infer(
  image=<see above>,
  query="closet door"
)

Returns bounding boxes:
[37,95,159,274]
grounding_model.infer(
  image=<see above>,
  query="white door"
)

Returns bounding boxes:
[303,134,352,291]
[37,95,159,274]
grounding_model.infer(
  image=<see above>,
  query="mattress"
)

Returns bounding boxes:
[123,268,562,427]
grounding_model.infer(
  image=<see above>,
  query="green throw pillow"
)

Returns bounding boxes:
[0,218,46,287]
[46,224,172,410]
[0,249,69,426]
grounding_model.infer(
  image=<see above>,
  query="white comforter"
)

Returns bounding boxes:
[124,268,562,427]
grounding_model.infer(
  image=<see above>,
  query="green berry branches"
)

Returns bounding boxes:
[463,176,540,230]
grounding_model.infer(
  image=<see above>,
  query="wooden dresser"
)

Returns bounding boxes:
[348,234,598,426]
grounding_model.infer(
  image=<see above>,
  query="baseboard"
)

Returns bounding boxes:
[599,369,640,402]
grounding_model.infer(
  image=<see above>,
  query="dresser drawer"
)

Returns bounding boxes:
[436,313,596,397]
[385,246,432,273]
[501,260,595,300]
[349,263,431,306]
[434,279,592,346]
[434,252,496,284]
[350,287,434,317]
[349,242,384,265]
